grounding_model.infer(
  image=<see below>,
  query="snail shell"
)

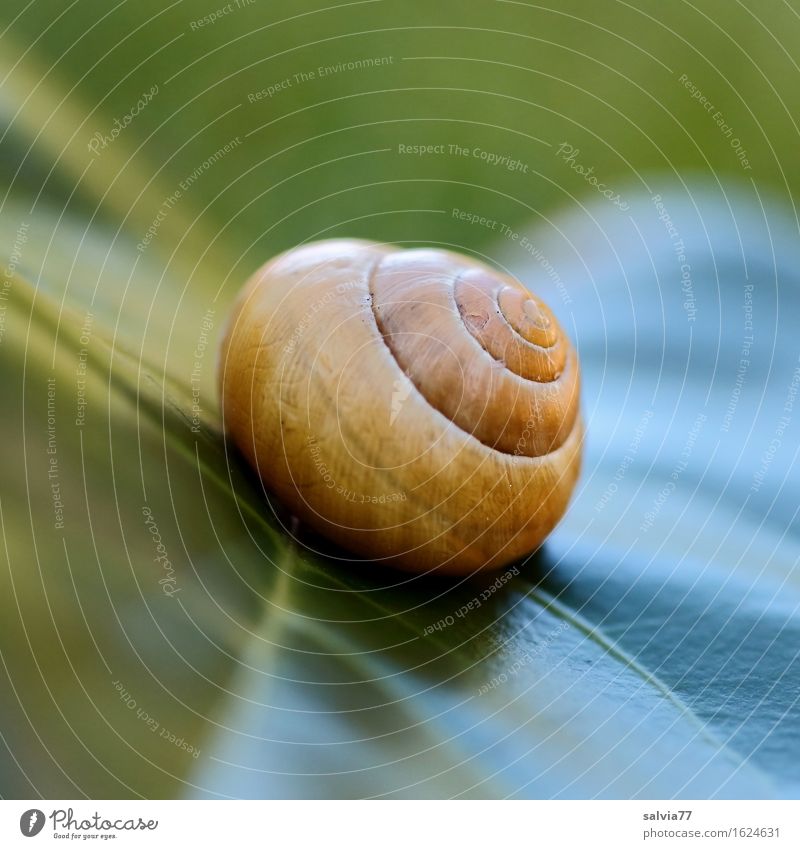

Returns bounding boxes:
[218,239,582,575]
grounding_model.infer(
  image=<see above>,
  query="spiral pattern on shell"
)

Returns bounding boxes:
[219,239,583,575]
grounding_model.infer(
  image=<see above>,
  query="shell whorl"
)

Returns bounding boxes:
[219,239,583,574]
[369,248,580,457]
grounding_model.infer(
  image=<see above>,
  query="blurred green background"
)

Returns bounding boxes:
[4,0,800,401]
[1,0,799,799]
[4,0,800,298]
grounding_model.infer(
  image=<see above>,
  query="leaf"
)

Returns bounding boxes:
[0,271,270,796]
[499,178,800,795]
[192,572,777,799]
[2,262,774,798]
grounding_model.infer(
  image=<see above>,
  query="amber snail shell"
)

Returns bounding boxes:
[218,239,582,575]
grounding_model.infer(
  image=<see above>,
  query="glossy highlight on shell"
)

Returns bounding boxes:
[219,239,583,575]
